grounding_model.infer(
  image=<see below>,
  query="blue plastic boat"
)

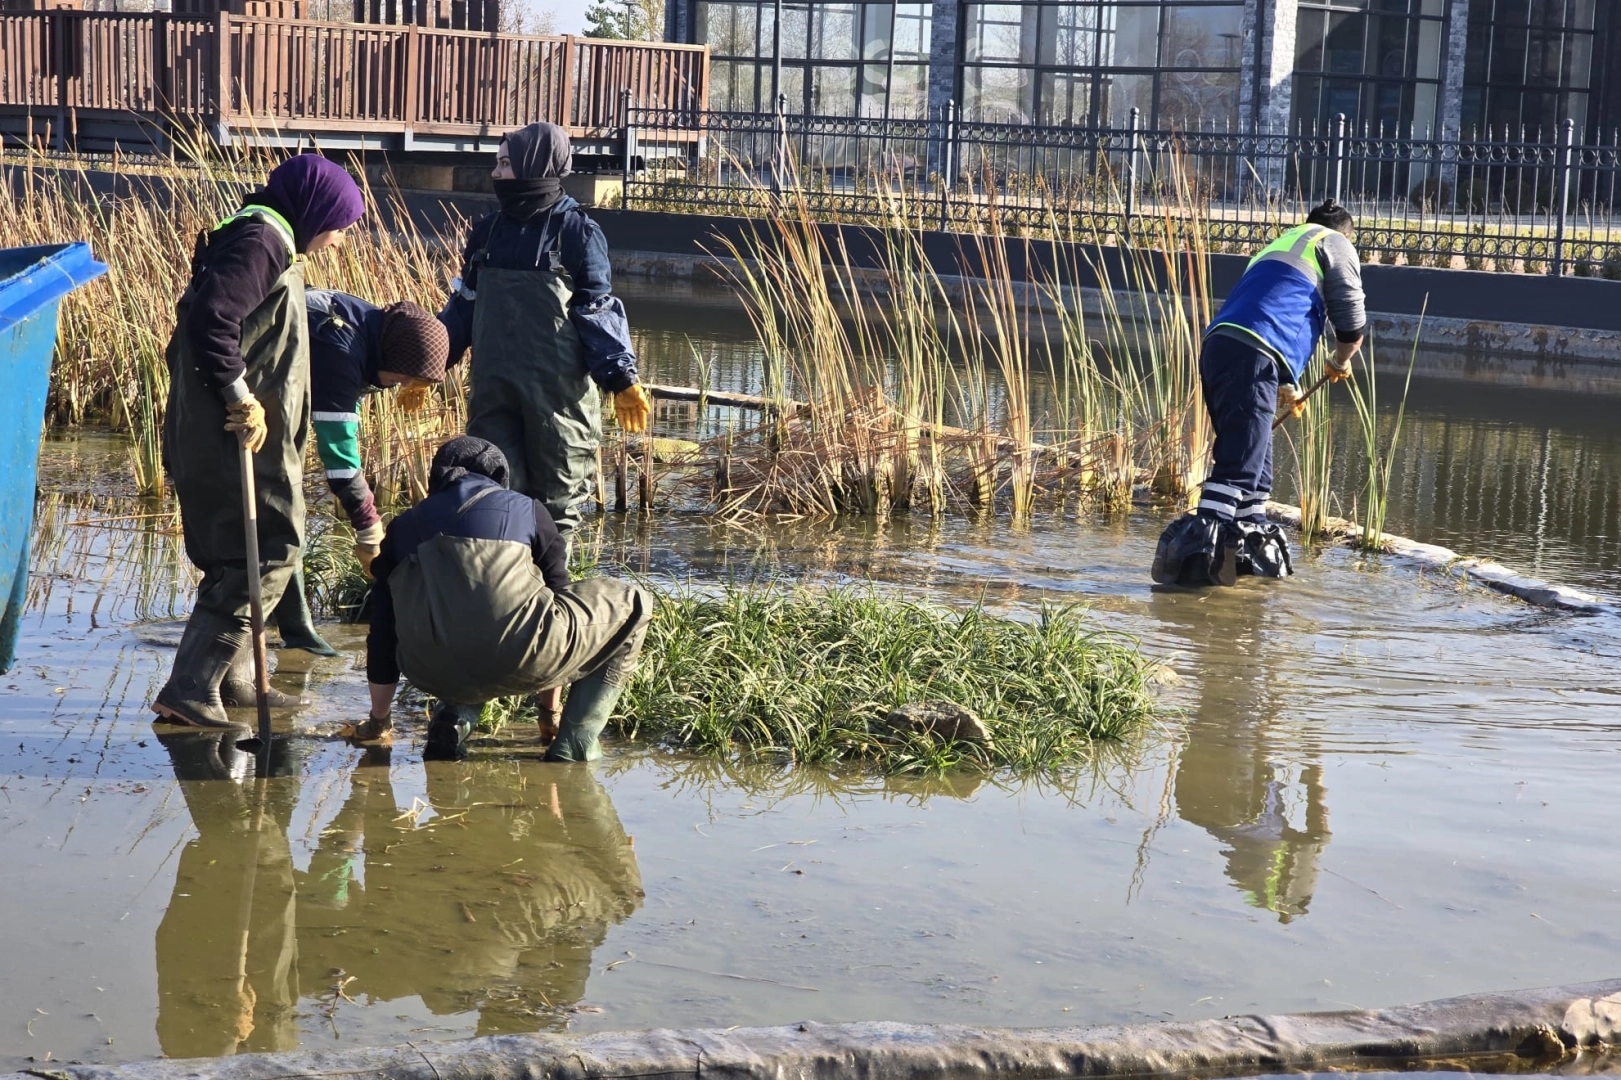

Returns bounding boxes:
[0,243,109,673]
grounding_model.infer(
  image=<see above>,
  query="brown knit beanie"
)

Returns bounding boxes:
[379,301,449,382]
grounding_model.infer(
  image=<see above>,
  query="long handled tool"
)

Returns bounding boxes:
[235,434,275,772]
[1272,370,1334,431]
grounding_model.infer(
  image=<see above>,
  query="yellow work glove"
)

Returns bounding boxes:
[1276,383,1305,419]
[613,383,652,434]
[1326,348,1355,384]
[354,521,385,579]
[396,380,431,414]
[224,394,267,454]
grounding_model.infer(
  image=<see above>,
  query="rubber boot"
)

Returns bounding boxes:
[424,703,479,762]
[270,565,337,657]
[153,610,251,731]
[544,669,623,763]
[220,643,306,710]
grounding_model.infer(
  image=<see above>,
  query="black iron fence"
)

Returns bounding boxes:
[623,103,1621,277]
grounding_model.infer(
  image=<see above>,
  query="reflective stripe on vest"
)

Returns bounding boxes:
[1247,223,1330,293]
[215,204,297,258]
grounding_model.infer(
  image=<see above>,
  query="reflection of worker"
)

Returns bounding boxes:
[363,437,651,762]
[297,760,643,1034]
[438,121,651,541]
[270,290,452,657]
[153,732,303,1056]
[1153,198,1366,587]
[1154,593,1329,922]
[155,155,365,730]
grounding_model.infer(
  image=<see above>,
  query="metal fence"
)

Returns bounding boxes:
[623,103,1621,277]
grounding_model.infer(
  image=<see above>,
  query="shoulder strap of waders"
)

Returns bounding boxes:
[1247,223,1331,293]
[454,485,501,519]
[215,204,297,260]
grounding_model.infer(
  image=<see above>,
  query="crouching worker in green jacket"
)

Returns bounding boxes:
[360,437,651,762]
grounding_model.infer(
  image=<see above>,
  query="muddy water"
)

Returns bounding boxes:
[4,302,1621,1070]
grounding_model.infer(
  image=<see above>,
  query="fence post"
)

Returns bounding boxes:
[938,99,956,232]
[1552,117,1575,277]
[621,87,636,206]
[772,91,787,198]
[1330,112,1347,204]
[1123,105,1139,241]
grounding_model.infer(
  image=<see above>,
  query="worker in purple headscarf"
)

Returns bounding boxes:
[155,154,365,732]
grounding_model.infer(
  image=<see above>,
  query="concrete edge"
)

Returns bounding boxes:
[1265,502,1614,615]
[606,248,1621,372]
[7,980,1618,1080]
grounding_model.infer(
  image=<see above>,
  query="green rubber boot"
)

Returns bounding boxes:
[270,565,337,657]
[544,669,623,763]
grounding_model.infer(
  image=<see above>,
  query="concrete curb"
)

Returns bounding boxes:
[6,980,1617,1080]
[1266,501,1613,615]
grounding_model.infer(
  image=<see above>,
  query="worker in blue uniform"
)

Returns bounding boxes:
[1153,199,1367,587]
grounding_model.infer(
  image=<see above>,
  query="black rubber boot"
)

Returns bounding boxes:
[1151,512,1240,588]
[270,565,337,657]
[1234,520,1294,579]
[424,703,479,762]
[544,669,623,763]
[220,644,306,709]
[153,610,251,731]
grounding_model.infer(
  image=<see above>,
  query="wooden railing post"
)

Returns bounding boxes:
[213,11,231,147]
[404,23,419,145]
[561,34,576,130]
[53,11,68,151]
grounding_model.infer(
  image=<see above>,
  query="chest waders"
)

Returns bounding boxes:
[155,207,311,729]
[465,222,600,539]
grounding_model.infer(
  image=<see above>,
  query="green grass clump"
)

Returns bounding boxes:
[616,586,1157,775]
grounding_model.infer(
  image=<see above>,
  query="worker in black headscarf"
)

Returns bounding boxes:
[362,437,651,762]
[438,122,650,543]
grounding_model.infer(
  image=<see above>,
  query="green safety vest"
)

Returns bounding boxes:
[215,204,297,258]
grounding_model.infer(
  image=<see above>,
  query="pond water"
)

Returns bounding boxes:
[3,284,1620,1072]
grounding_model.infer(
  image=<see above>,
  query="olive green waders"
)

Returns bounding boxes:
[466,235,600,539]
[388,507,649,761]
[156,230,310,729]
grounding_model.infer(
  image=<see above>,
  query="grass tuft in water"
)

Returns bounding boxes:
[616,586,1157,775]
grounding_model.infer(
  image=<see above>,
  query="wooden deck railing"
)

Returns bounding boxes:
[0,10,708,149]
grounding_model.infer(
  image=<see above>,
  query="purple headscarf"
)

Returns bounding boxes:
[264,154,365,253]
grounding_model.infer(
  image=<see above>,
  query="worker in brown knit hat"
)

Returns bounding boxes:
[264,289,451,660]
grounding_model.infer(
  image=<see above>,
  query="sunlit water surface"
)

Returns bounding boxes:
[2,290,1619,1070]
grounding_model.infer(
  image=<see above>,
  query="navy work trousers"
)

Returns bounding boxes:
[1197,333,1280,522]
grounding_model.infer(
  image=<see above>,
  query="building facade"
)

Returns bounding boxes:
[669,0,1621,138]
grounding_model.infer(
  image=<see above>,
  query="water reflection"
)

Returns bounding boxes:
[1152,591,1329,923]
[151,734,643,1056]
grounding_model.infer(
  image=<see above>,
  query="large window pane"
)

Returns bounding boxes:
[1160,4,1244,69]
[1038,70,1092,123]
[1296,9,1326,71]
[1099,70,1153,125]
[1103,3,1160,67]
[812,4,858,61]
[963,63,1033,120]
[963,3,1035,64]
[812,65,858,112]
[1160,68,1238,123]
[1039,4,1099,67]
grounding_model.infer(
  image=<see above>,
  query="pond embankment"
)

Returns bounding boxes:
[6,979,1615,1080]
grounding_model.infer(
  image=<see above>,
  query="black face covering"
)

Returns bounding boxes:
[496,122,573,222]
[429,436,511,494]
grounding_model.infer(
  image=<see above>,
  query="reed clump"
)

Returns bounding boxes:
[698,148,1216,522]
[616,585,1157,775]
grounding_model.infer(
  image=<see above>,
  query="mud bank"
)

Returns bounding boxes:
[6,980,1616,1080]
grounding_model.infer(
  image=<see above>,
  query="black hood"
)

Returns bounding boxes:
[428,436,511,494]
